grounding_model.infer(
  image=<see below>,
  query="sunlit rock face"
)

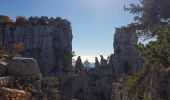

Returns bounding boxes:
[110,27,142,77]
[0,17,73,75]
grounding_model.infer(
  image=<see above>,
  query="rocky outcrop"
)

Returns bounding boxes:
[62,55,115,100]
[111,83,128,100]
[0,57,44,99]
[7,57,41,78]
[100,55,107,67]
[0,16,73,75]
[151,68,170,100]
[110,27,143,100]
[95,57,100,68]
[62,66,115,100]
[0,57,42,90]
[61,27,143,100]
[110,27,142,77]
[75,56,84,74]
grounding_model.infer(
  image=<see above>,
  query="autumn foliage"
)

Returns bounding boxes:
[0,15,12,23]
[12,42,24,56]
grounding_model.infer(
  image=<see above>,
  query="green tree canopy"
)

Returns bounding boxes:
[125,0,170,36]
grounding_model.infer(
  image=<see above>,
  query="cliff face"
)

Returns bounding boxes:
[110,27,142,77]
[61,27,142,100]
[0,17,73,75]
[62,65,115,100]
[152,68,170,100]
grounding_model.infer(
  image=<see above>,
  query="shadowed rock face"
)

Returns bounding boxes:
[152,68,170,100]
[61,27,143,100]
[111,27,142,77]
[0,17,73,75]
[0,57,42,91]
[7,57,41,78]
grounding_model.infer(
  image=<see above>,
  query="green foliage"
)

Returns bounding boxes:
[42,76,61,100]
[125,0,170,36]
[124,0,170,99]
[138,25,170,67]
[126,25,170,100]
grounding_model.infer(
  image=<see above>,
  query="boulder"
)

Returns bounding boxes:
[7,57,41,78]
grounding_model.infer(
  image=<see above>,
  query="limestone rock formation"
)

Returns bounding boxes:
[95,57,100,68]
[152,68,170,100]
[111,83,128,100]
[62,56,115,100]
[0,57,44,99]
[75,56,84,74]
[110,27,143,100]
[0,16,73,75]
[100,55,107,67]
[0,57,42,90]
[61,27,143,100]
[110,27,142,77]
[7,57,41,78]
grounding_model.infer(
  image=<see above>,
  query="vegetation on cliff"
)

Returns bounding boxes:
[124,0,170,99]
[0,15,71,29]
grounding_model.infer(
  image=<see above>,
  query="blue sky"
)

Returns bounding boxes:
[0,0,138,61]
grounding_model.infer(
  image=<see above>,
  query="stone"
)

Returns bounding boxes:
[7,57,41,78]
[7,57,42,92]
[0,61,8,76]
[75,56,84,74]
[110,27,142,77]
[152,68,170,100]
[0,76,14,87]
[111,83,128,100]
[100,55,107,67]
[95,57,100,68]
[61,27,142,100]
[0,16,73,75]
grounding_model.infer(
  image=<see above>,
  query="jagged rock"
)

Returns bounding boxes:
[75,56,84,74]
[0,61,8,76]
[62,65,115,100]
[95,57,100,68]
[0,16,73,75]
[0,76,14,87]
[111,83,128,100]
[152,68,170,100]
[110,27,142,76]
[62,27,143,100]
[100,55,107,67]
